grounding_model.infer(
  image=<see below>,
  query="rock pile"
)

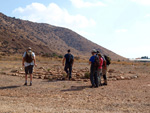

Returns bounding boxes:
[4,67,138,82]
[6,66,90,82]
[107,69,138,81]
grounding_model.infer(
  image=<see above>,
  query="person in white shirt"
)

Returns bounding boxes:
[22,47,37,86]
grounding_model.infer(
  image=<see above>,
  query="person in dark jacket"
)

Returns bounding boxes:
[62,49,74,80]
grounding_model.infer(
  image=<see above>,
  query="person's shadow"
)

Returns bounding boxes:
[0,85,20,90]
[61,85,90,92]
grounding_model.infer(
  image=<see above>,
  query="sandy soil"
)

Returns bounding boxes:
[0,60,150,113]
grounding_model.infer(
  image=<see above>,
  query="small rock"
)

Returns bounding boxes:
[0,72,7,75]
[83,79,88,82]
[129,71,135,74]
[12,73,18,76]
[108,69,115,73]
[44,75,49,79]
[76,73,81,76]
[11,70,18,73]
[71,78,76,81]
[120,76,125,80]
[39,67,45,70]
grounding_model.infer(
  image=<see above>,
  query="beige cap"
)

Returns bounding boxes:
[91,49,97,53]
[28,47,31,50]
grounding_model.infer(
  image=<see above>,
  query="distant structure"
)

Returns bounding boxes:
[141,56,149,59]
[130,56,150,62]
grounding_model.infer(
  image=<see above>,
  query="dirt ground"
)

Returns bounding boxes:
[0,58,150,113]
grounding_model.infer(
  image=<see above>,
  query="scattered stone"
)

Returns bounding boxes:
[19,72,25,74]
[0,72,7,75]
[131,75,138,79]
[71,78,76,81]
[5,64,139,82]
[11,69,18,73]
[108,75,116,78]
[12,73,18,76]
[129,71,135,74]
[76,73,81,77]
[83,79,88,82]
[44,75,50,79]
[108,69,115,73]
[120,76,125,80]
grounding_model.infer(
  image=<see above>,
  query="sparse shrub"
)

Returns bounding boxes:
[48,77,53,81]
[63,85,66,88]
[62,72,67,78]
[47,68,51,72]
[58,55,63,58]
[52,53,57,57]
[74,56,80,60]
[82,72,90,79]
[42,53,50,57]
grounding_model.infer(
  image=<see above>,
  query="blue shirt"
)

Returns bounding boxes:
[89,55,96,64]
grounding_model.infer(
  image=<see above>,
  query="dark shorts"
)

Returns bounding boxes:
[25,65,34,74]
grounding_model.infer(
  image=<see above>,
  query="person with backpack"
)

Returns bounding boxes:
[62,49,74,80]
[89,49,99,88]
[97,53,103,86]
[22,47,36,86]
[102,55,111,85]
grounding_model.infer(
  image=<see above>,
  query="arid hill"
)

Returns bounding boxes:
[0,12,125,60]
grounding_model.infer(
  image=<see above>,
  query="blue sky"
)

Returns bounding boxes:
[0,0,150,58]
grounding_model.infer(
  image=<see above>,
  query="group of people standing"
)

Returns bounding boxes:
[22,47,109,88]
[89,49,109,88]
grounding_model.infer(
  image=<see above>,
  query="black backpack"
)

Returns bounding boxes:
[104,55,111,65]
[94,55,100,68]
[68,54,74,65]
[24,51,33,63]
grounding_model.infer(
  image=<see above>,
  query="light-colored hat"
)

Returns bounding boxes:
[28,47,31,50]
[91,49,97,53]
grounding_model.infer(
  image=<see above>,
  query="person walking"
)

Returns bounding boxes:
[22,47,36,86]
[89,49,99,88]
[62,49,74,80]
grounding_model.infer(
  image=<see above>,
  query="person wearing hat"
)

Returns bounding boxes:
[89,49,99,88]
[22,47,36,86]
[62,49,74,80]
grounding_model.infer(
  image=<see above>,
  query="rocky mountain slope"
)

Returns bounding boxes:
[0,12,125,60]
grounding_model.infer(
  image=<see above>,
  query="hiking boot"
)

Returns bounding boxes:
[99,83,102,86]
[30,83,32,86]
[69,76,72,80]
[90,85,95,88]
[102,83,107,86]
[24,83,27,86]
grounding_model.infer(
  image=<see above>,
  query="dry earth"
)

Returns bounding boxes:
[0,58,150,113]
